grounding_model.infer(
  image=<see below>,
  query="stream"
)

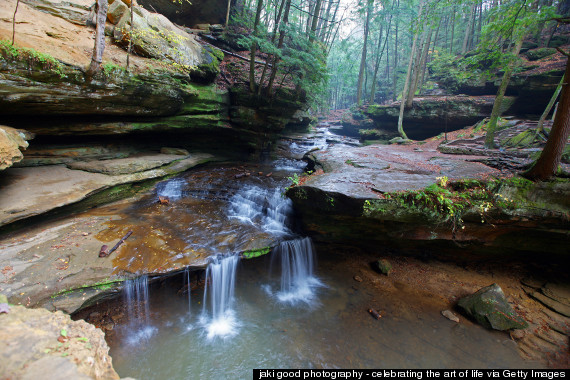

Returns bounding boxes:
[90,127,535,378]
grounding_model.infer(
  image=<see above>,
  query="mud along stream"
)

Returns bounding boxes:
[63,129,542,378]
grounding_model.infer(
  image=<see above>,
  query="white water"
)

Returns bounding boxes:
[227,185,293,236]
[123,275,157,345]
[268,237,323,305]
[156,178,185,200]
[201,255,240,339]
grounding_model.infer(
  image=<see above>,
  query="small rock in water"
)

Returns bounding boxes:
[441,310,459,323]
[354,275,363,282]
[374,259,392,276]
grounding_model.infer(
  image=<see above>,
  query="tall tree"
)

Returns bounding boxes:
[249,0,264,93]
[267,0,291,95]
[356,0,374,105]
[523,51,570,180]
[86,0,109,78]
[309,0,323,42]
[397,0,424,139]
[484,37,524,148]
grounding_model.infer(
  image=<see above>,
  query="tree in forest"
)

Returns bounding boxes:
[356,0,373,105]
[249,0,264,92]
[396,0,424,140]
[482,0,556,148]
[86,0,109,78]
[523,46,570,180]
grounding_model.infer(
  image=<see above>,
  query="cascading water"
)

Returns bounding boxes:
[227,185,293,236]
[156,177,185,200]
[124,275,150,323]
[201,254,240,339]
[123,275,156,344]
[267,237,323,305]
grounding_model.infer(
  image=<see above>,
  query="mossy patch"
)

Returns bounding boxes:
[241,246,271,259]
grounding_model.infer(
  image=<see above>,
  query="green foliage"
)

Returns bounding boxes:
[102,62,127,76]
[241,246,271,259]
[0,40,66,78]
[363,177,521,231]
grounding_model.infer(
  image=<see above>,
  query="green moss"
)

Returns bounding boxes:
[363,177,523,229]
[241,246,271,259]
[526,48,557,61]
[0,39,66,78]
[51,279,124,298]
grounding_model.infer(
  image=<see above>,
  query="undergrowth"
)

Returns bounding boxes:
[363,176,521,235]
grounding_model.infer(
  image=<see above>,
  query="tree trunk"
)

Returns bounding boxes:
[397,0,424,139]
[309,0,323,42]
[537,76,564,133]
[410,29,431,101]
[12,0,20,45]
[370,0,395,103]
[419,29,435,93]
[258,0,285,94]
[126,0,134,71]
[356,0,373,105]
[461,6,475,54]
[523,56,570,181]
[249,0,264,93]
[449,7,456,54]
[267,0,291,96]
[484,37,524,148]
[392,2,399,101]
[406,29,426,107]
[86,0,108,78]
[225,0,232,26]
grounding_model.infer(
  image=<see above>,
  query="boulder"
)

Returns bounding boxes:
[107,0,128,24]
[0,302,120,379]
[374,259,392,275]
[113,7,212,73]
[457,283,528,330]
[0,126,33,170]
[526,48,557,61]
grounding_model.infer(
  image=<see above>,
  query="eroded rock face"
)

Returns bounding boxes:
[361,96,516,140]
[0,126,32,170]
[286,143,570,255]
[0,303,120,379]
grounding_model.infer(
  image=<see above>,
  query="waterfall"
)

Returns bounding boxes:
[227,185,293,236]
[201,254,240,339]
[270,237,323,305]
[156,178,185,200]
[123,275,157,344]
[124,275,150,324]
